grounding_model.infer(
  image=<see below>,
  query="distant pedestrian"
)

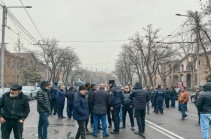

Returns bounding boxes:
[196,83,211,139]
[130,82,150,136]
[170,87,176,108]
[0,85,30,139]
[74,85,89,139]
[122,86,134,130]
[153,85,158,113]
[194,87,203,125]
[178,87,189,120]
[154,85,165,114]
[49,82,58,115]
[165,88,171,108]
[56,85,65,119]
[150,86,154,107]
[144,86,151,114]
[109,80,123,134]
[65,87,75,119]
[91,83,110,137]
[37,81,51,139]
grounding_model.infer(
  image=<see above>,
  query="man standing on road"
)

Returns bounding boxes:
[154,85,165,114]
[165,88,171,108]
[196,82,211,139]
[56,85,66,119]
[49,82,58,115]
[0,85,30,139]
[194,87,203,125]
[65,87,75,119]
[170,87,176,108]
[130,82,150,136]
[91,83,110,137]
[74,85,89,139]
[106,86,112,128]
[37,81,51,139]
[122,86,134,130]
[109,80,123,134]
[144,86,151,114]
[178,87,189,120]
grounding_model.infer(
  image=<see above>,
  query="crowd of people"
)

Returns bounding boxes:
[0,79,211,139]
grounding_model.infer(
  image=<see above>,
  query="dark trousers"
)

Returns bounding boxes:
[156,100,164,113]
[151,96,154,107]
[50,98,57,114]
[153,99,157,112]
[165,97,170,108]
[170,96,175,107]
[57,102,64,118]
[85,108,93,131]
[112,106,120,132]
[67,102,74,119]
[1,119,23,139]
[107,106,112,125]
[38,113,49,138]
[135,109,146,133]
[75,121,86,139]
[122,106,134,128]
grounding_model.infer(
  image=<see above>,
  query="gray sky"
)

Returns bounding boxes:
[2,0,201,72]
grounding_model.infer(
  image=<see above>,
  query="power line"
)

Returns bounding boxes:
[59,40,129,43]
[18,0,45,41]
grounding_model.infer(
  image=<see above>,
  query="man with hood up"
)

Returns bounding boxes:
[37,81,51,139]
[109,80,123,134]
[130,82,150,136]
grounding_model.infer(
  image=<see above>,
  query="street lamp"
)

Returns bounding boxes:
[1,5,32,88]
[176,11,200,87]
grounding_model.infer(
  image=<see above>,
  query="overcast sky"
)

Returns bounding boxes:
[2,0,201,72]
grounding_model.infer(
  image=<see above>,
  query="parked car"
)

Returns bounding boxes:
[0,88,10,99]
[22,86,36,100]
[33,87,40,99]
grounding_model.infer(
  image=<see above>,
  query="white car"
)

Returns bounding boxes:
[22,86,36,100]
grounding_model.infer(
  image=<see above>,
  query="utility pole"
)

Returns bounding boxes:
[195,11,200,87]
[1,6,7,88]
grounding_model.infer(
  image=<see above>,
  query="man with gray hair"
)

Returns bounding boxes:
[91,83,110,137]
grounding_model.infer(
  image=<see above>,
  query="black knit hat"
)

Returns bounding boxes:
[79,85,86,91]
[10,85,22,90]
[108,80,115,84]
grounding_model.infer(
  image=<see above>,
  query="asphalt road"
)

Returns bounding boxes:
[6,99,210,139]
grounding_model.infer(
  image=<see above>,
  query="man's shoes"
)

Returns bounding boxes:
[62,116,66,118]
[103,134,109,137]
[121,126,125,129]
[134,131,143,135]
[147,112,150,114]
[53,113,56,115]
[108,124,112,128]
[86,131,92,135]
[110,131,119,134]
[98,127,102,130]
[58,117,63,119]
[131,127,135,131]
[92,134,98,137]
[161,112,164,114]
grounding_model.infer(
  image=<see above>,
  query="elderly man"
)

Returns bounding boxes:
[91,83,110,137]
[0,85,30,139]
[37,81,51,139]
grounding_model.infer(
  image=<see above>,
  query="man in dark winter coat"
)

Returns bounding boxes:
[91,83,110,137]
[165,88,171,108]
[37,81,51,139]
[107,86,112,128]
[109,80,123,134]
[85,83,93,133]
[0,85,30,139]
[74,85,89,139]
[65,87,75,119]
[122,85,134,130]
[130,82,150,136]
[56,85,65,119]
[49,82,58,115]
[196,83,211,139]
[154,85,166,114]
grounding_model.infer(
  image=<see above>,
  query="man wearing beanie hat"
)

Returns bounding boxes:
[197,82,211,139]
[37,81,51,139]
[74,85,89,139]
[0,84,30,139]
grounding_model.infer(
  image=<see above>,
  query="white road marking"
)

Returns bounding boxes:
[146,120,186,139]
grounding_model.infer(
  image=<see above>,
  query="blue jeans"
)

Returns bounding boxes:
[120,107,122,120]
[200,114,211,139]
[170,96,175,107]
[122,106,134,128]
[38,113,49,138]
[93,114,107,136]
[179,103,187,118]
[66,102,73,119]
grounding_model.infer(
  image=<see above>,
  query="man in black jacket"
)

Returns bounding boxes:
[196,83,211,139]
[0,85,30,139]
[37,81,51,139]
[130,82,150,136]
[91,83,110,137]
[49,82,58,115]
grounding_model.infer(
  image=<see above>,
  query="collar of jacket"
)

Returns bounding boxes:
[78,92,85,98]
[124,91,130,94]
[6,92,23,99]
